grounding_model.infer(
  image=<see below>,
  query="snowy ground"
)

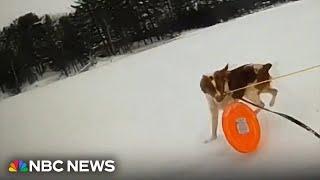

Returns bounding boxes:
[1,0,320,179]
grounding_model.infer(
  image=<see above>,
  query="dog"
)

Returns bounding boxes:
[200,63,278,143]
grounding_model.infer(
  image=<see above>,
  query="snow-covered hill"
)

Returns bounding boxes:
[1,0,320,178]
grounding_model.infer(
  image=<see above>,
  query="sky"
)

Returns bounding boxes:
[0,0,75,28]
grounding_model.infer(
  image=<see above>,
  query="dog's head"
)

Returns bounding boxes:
[214,64,228,96]
[200,75,217,98]
[200,64,229,102]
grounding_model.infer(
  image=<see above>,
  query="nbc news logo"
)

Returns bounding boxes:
[8,160,28,173]
[8,159,116,173]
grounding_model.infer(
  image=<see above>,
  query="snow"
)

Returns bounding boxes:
[1,0,320,178]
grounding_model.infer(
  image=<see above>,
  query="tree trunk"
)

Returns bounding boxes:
[86,4,113,56]
[0,85,4,93]
[167,0,174,17]
[121,28,131,53]
[104,21,116,55]
[10,60,20,93]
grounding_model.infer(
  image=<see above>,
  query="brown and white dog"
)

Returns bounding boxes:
[200,63,278,143]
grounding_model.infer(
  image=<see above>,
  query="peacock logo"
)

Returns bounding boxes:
[8,160,29,173]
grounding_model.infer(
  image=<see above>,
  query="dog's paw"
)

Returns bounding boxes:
[254,108,261,114]
[269,100,275,107]
[204,136,217,144]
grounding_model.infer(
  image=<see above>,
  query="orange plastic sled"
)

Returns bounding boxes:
[222,102,261,153]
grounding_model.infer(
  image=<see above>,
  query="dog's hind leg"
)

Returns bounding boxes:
[244,88,265,113]
[261,87,278,107]
[204,94,219,143]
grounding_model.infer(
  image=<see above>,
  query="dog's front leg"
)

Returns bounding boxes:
[204,94,219,144]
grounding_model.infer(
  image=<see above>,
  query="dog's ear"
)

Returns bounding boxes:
[222,64,228,72]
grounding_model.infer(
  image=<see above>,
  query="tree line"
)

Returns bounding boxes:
[0,0,296,94]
